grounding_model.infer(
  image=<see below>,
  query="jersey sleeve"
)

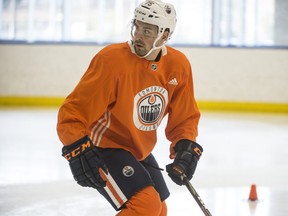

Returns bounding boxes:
[165,60,200,158]
[57,54,117,146]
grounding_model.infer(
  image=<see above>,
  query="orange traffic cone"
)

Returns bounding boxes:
[249,184,258,201]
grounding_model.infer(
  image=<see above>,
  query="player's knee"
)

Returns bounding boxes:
[136,186,162,215]
[159,201,167,216]
[120,186,162,215]
[146,189,162,214]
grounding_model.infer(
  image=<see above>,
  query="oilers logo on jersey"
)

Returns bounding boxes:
[133,86,168,131]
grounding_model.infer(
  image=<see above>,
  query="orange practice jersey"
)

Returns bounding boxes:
[57,42,200,160]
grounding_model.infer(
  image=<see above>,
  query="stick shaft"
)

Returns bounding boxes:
[184,179,213,216]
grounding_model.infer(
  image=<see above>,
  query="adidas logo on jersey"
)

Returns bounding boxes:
[168,78,178,85]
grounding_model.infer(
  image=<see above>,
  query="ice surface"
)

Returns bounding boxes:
[0,109,287,215]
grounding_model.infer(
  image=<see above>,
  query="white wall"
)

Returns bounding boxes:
[0,44,287,104]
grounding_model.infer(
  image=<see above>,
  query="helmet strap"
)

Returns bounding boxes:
[133,33,166,59]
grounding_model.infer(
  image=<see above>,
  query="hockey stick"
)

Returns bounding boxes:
[184,178,213,216]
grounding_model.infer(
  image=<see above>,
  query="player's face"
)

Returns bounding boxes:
[131,20,159,57]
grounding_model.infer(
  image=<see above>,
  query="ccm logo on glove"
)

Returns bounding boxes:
[61,135,108,188]
[166,139,203,186]
[193,146,202,157]
[63,140,91,161]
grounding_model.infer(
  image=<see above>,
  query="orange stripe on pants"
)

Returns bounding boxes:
[116,186,167,216]
[99,169,127,209]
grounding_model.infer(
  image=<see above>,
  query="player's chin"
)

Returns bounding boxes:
[135,49,148,57]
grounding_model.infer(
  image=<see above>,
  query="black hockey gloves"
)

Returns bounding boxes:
[62,135,108,189]
[166,139,203,186]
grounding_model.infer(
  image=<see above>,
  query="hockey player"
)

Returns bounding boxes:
[57,0,203,215]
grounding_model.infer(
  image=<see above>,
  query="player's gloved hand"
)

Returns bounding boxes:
[166,139,203,186]
[62,135,108,188]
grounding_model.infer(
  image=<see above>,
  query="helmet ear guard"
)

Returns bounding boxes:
[133,0,177,40]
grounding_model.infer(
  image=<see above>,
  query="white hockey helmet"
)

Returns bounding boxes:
[133,0,177,39]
